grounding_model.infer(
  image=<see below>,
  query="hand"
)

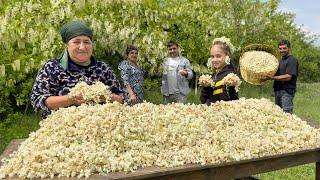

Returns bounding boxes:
[179,69,188,77]
[225,80,237,86]
[129,93,137,104]
[260,76,273,83]
[111,94,124,104]
[70,95,85,106]
[200,81,211,87]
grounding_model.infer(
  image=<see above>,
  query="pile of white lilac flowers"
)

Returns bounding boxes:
[240,50,279,85]
[1,98,320,178]
[67,81,112,104]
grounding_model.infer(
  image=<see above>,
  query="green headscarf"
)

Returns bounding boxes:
[60,20,93,43]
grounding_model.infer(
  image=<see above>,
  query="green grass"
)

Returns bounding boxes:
[294,83,320,122]
[239,81,274,100]
[144,87,201,104]
[0,113,40,154]
[257,164,315,180]
[1,82,319,179]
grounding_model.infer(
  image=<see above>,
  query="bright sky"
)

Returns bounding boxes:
[278,0,320,46]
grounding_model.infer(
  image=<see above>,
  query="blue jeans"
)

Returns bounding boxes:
[275,90,294,114]
[163,93,187,104]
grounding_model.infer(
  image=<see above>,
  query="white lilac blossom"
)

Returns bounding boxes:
[198,74,214,87]
[207,58,213,69]
[212,36,235,54]
[11,60,20,72]
[225,56,230,65]
[0,65,5,77]
[222,73,242,92]
[240,51,279,85]
[67,81,112,104]
[1,98,319,178]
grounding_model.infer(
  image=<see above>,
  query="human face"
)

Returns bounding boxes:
[67,35,93,66]
[279,44,290,57]
[168,45,179,58]
[210,45,227,70]
[127,50,138,64]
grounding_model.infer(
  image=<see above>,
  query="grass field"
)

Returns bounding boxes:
[0,81,319,179]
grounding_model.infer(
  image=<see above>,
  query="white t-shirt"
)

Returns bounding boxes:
[166,57,180,94]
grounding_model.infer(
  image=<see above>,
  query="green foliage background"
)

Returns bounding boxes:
[0,0,320,121]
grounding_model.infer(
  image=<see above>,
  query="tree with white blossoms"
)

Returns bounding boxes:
[0,0,319,118]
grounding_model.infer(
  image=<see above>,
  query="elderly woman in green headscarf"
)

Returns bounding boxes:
[31,20,124,119]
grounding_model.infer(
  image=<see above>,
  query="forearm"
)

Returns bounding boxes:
[273,74,292,81]
[111,94,124,103]
[45,96,74,110]
[126,85,135,97]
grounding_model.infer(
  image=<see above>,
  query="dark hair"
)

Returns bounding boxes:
[278,39,291,48]
[126,45,138,55]
[212,41,232,56]
[167,40,179,48]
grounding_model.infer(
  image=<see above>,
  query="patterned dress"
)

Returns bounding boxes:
[118,60,144,105]
[31,57,123,119]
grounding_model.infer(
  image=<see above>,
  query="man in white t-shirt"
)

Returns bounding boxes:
[161,41,193,104]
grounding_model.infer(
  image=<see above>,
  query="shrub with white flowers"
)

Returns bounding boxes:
[68,81,112,104]
[1,98,319,179]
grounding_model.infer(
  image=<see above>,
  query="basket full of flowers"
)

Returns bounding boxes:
[239,44,279,85]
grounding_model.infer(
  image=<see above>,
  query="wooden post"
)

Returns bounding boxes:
[195,75,198,95]
[316,162,320,180]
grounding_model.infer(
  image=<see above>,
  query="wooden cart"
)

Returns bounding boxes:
[1,139,320,179]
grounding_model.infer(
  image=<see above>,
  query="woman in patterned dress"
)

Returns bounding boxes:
[31,20,124,119]
[118,45,145,105]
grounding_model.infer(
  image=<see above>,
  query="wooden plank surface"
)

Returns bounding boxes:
[0,139,24,166]
[1,139,320,179]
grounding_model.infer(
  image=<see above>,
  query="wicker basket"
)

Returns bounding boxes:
[239,44,279,85]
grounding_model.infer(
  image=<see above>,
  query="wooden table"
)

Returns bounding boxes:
[1,139,320,179]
